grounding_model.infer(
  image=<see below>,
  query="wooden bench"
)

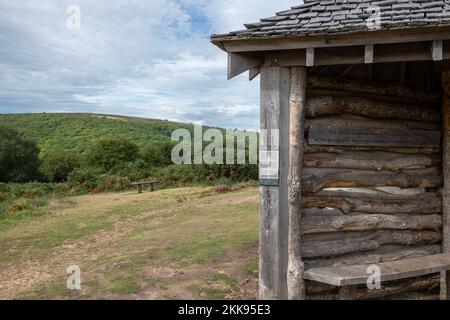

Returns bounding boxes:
[304,253,450,300]
[131,181,159,193]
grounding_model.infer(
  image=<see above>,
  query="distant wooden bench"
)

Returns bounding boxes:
[304,253,450,300]
[131,181,159,193]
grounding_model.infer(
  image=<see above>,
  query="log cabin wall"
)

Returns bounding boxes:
[301,75,443,300]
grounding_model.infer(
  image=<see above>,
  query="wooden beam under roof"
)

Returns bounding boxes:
[227,40,450,81]
[218,27,450,53]
[228,52,264,80]
[263,41,450,68]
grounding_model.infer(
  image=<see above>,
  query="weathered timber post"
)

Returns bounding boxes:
[287,67,306,300]
[441,70,450,300]
[259,67,290,300]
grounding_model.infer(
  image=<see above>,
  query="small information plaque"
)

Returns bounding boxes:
[259,150,279,187]
[308,124,441,148]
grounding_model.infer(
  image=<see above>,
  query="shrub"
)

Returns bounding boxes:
[68,167,103,191]
[68,168,131,193]
[155,163,258,187]
[86,138,139,171]
[96,175,131,193]
[140,142,175,167]
[0,127,41,182]
[0,203,7,218]
[40,150,82,182]
[109,160,151,182]
[0,191,8,202]
[4,182,56,199]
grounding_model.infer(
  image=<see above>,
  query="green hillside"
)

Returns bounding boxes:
[0,113,196,154]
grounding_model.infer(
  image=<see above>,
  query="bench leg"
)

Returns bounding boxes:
[150,183,154,192]
[137,185,142,194]
[338,286,357,300]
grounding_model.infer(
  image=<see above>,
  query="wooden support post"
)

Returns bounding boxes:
[365,44,374,64]
[287,67,307,300]
[441,70,450,300]
[150,183,154,192]
[137,185,142,194]
[433,40,443,62]
[306,48,315,67]
[259,67,290,300]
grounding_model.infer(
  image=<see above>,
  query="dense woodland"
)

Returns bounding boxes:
[0,113,257,224]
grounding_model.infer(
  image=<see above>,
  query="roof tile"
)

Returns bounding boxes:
[212,0,450,40]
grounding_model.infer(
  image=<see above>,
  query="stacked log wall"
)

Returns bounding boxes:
[303,78,443,300]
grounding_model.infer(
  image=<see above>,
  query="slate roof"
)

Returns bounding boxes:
[211,0,450,41]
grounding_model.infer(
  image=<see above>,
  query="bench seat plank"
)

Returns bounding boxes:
[131,181,158,186]
[304,253,450,286]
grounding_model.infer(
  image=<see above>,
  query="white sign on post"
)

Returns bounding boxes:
[259,129,280,186]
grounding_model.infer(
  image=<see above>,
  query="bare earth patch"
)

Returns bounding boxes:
[0,186,259,300]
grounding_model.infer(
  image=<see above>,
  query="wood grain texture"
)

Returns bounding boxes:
[298,76,444,300]
[287,67,306,300]
[259,67,290,300]
[306,96,440,122]
[307,123,441,148]
[228,52,263,80]
[305,144,441,155]
[302,230,441,258]
[304,245,442,269]
[302,167,442,193]
[307,274,439,300]
[304,152,441,171]
[302,214,442,235]
[303,192,442,215]
[306,75,441,104]
[304,253,450,286]
[441,70,450,300]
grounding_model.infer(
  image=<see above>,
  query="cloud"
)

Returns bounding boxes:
[0,0,301,130]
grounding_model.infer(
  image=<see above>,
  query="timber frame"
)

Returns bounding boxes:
[223,27,449,80]
[213,2,450,301]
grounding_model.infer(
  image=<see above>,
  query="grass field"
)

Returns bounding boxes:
[0,186,259,300]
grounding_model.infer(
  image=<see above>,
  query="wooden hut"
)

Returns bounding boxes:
[212,1,450,300]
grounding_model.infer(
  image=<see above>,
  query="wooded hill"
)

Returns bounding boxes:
[0,113,198,154]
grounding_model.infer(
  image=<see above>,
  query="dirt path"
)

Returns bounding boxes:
[0,187,259,299]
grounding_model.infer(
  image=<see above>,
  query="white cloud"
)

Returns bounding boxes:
[0,0,301,130]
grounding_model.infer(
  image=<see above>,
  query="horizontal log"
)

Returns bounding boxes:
[305,144,441,155]
[302,230,441,258]
[302,167,442,194]
[305,96,440,122]
[308,122,441,148]
[381,291,439,300]
[304,245,442,269]
[303,192,432,215]
[307,88,438,108]
[303,208,345,217]
[303,192,442,215]
[306,75,441,105]
[355,275,439,300]
[307,275,439,300]
[372,187,430,196]
[314,188,439,198]
[303,214,442,235]
[306,117,440,131]
[304,152,442,171]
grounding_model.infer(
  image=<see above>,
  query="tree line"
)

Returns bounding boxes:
[0,127,258,189]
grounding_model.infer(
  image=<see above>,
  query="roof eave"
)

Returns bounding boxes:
[212,25,450,53]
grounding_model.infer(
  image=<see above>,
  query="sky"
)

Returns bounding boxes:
[0,0,300,130]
